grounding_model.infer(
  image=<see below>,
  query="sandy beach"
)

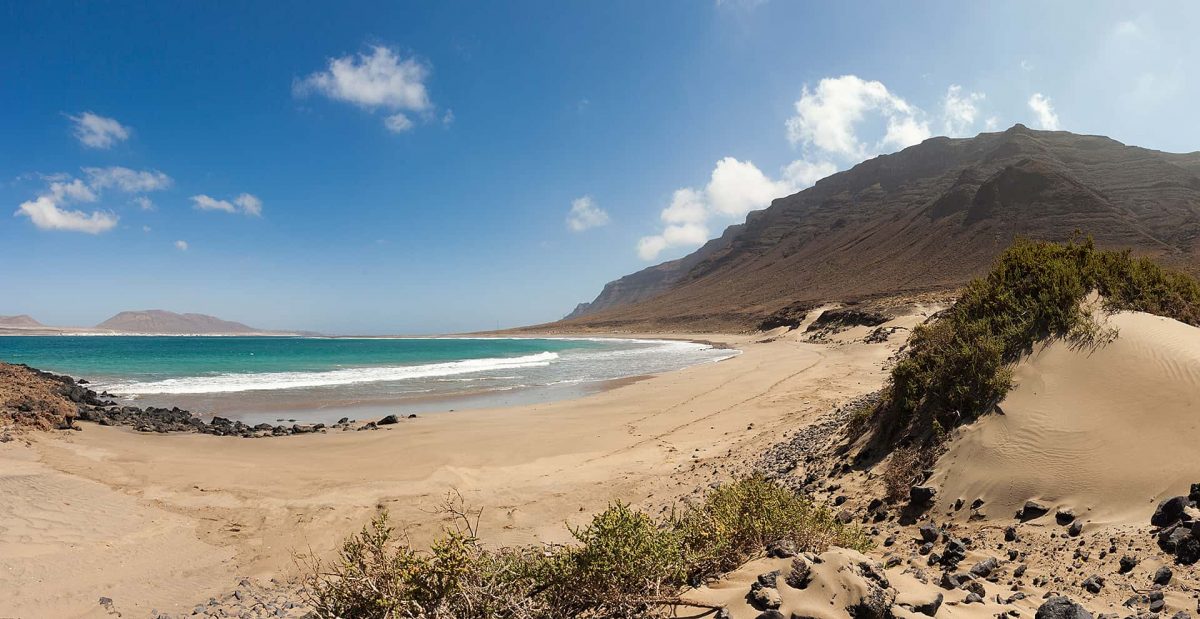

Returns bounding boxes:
[0,314,919,618]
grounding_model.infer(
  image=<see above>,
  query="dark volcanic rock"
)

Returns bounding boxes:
[1152,496,1190,527]
[1037,596,1094,619]
[912,592,943,617]
[910,485,937,506]
[1019,500,1051,521]
[969,557,998,578]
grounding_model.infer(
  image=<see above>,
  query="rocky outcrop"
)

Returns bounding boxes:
[1152,489,1200,565]
[1,362,402,439]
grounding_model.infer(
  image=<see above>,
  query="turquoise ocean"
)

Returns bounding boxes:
[0,336,737,422]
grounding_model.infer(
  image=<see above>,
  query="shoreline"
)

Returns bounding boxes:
[0,320,920,617]
[5,334,737,426]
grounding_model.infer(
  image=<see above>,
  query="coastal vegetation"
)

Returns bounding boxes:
[867,236,1200,495]
[300,475,870,618]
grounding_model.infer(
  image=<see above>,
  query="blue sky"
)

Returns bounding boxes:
[3,1,1198,334]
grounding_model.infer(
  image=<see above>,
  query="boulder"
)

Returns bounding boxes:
[911,592,944,617]
[1176,535,1200,565]
[1152,496,1190,528]
[910,485,937,506]
[1019,500,1051,521]
[939,538,967,569]
[378,414,400,425]
[1152,566,1173,585]
[1036,596,1094,619]
[969,557,998,578]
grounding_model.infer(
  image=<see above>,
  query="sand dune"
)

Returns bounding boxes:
[936,311,1200,525]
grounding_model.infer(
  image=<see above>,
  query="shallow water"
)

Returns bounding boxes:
[0,335,737,421]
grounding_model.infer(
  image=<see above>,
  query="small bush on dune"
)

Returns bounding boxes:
[677,475,871,579]
[540,502,685,617]
[302,476,871,618]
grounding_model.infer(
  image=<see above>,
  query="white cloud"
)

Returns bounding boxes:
[984,116,1001,131]
[637,157,832,261]
[1028,93,1060,130]
[442,109,455,125]
[68,112,131,149]
[175,240,189,251]
[15,195,117,234]
[12,164,174,233]
[49,178,97,203]
[786,75,930,160]
[706,157,791,217]
[636,235,670,261]
[234,193,263,216]
[142,225,152,233]
[384,113,414,133]
[942,85,985,137]
[782,159,837,188]
[566,196,610,232]
[84,166,172,192]
[192,193,263,216]
[192,194,236,213]
[295,45,435,133]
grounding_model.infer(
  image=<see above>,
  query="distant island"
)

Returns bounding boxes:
[0,310,315,336]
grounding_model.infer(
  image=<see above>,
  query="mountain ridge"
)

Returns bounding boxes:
[0,310,315,336]
[558,125,1200,331]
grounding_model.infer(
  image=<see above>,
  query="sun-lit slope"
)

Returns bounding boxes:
[561,125,1200,332]
[935,311,1200,524]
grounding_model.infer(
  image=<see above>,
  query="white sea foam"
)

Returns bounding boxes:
[109,351,559,395]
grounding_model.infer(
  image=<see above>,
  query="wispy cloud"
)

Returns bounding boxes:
[84,166,172,193]
[942,85,985,137]
[191,193,263,216]
[67,112,131,149]
[295,45,436,133]
[566,196,610,232]
[174,240,189,251]
[1028,93,1060,130]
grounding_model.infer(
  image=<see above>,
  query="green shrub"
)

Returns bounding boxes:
[677,475,871,579]
[302,477,871,618]
[540,502,685,617]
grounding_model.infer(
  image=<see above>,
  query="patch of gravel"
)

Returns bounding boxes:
[758,391,882,485]
[126,577,312,619]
